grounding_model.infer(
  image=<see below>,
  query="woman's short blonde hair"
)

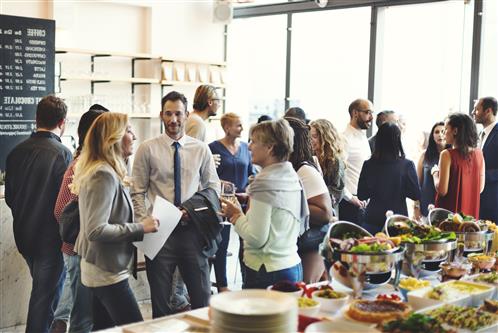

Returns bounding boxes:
[220,112,240,132]
[250,118,294,161]
[71,112,129,194]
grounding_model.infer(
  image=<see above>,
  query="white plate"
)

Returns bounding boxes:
[407,285,470,311]
[463,274,498,300]
[305,320,379,332]
[210,290,296,316]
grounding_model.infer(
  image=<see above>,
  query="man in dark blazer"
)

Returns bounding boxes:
[473,96,498,222]
[5,96,72,333]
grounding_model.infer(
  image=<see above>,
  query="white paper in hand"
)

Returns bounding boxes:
[133,195,182,260]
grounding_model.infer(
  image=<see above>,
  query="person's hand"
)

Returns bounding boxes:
[413,206,422,221]
[431,164,439,176]
[220,197,243,224]
[350,195,366,208]
[180,209,190,222]
[213,154,221,168]
[141,216,160,233]
[235,192,249,205]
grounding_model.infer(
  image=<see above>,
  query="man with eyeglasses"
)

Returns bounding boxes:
[340,98,374,225]
[186,84,221,142]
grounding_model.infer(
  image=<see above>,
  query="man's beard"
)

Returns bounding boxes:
[358,119,370,130]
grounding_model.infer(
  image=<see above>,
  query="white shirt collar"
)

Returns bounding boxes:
[346,123,366,136]
[162,133,187,147]
[483,120,498,137]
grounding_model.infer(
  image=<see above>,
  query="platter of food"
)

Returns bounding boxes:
[407,280,495,310]
[428,210,496,253]
[321,222,406,296]
[420,304,498,332]
[344,299,412,324]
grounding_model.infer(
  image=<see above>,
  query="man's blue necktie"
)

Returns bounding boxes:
[173,142,181,206]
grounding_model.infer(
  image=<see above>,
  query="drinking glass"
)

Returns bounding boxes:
[220,180,236,225]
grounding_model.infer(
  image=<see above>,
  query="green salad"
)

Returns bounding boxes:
[380,313,456,333]
[349,242,392,253]
[400,230,456,244]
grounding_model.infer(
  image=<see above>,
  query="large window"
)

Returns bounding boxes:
[479,0,498,97]
[226,15,287,124]
[374,1,474,160]
[290,7,370,130]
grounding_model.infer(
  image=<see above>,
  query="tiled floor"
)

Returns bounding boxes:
[5,227,243,332]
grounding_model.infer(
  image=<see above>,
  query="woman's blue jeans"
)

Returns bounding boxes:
[243,263,303,289]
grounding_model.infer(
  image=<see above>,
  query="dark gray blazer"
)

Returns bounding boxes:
[75,165,144,273]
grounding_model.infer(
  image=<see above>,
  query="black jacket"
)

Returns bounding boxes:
[181,187,222,257]
[5,131,72,255]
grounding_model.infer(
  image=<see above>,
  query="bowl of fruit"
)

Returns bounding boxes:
[268,280,304,297]
[311,286,350,313]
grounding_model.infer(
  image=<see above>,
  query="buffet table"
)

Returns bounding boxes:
[96,277,438,333]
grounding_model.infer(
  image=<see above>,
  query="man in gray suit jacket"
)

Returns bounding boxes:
[131,91,220,318]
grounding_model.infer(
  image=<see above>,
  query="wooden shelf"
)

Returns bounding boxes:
[56,48,162,60]
[67,112,155,119]
[60,76,159,84]
[161,58,226,67]
[160,80,225,88]
[56,48,226,67]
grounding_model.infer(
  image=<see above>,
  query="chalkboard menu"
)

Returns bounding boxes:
[0,15,55,171]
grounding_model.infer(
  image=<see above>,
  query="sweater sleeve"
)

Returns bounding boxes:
[234,199,272,249]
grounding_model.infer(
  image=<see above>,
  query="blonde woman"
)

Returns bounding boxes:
[72,113,159,328]
[209,112,254,292]
[221,119,309,289]
[310,119,346,214]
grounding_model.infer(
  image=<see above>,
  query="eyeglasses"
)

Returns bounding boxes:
[357,109,374,116]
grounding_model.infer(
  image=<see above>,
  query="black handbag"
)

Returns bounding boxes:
[59,200,80,244]
[297,224,329,253]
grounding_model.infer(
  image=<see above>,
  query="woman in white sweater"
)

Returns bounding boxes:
[221,118,309,289]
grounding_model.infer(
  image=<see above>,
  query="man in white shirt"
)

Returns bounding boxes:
[131,91,220,318]
[340,98,374,224]
[185,84,221,142]
[472,96,498,223]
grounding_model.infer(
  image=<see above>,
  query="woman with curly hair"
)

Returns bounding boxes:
[309,119,346,214]
[434,113,485,217]
[286,117,333,283]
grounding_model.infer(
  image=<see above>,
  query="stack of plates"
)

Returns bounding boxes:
[210,290,298,333]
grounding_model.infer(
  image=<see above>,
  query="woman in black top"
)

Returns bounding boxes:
[414,121,448,218]
[357,122,421,234]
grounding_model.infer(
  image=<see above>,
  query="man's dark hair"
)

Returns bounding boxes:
[161,91,188,111]
[373,122,405,160]
[348,99,364,117]
[284,116,317,171]
[481,97,497,116]
[285,107,308,123]
[36,95,67,129]
[447,113,478,158]
[375,110,395,128]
